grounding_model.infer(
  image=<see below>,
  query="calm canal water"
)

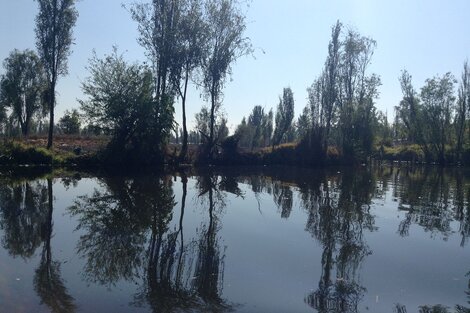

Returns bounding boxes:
[0,165,469,313]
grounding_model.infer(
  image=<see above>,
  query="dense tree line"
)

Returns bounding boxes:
[79,0,251,164]
[394,64,470,164]
[1,1,469,166]
[232,21,470,166]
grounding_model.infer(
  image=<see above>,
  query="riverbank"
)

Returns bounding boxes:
[0,136,467,169]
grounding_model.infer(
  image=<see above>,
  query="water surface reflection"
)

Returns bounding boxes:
[0,165,469,312]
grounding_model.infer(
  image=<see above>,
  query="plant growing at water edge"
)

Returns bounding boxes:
[80,49,173,165]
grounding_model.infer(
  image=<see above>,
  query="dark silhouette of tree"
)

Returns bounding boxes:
[195,106,229,153]
[304,21,342,158]
[35,0,78,149]
[395,70,424,146]
[57,109,80,135]
[170,0,208,162]
[455,61,469,162]
[200,0,252,160]
[273,87,295,148]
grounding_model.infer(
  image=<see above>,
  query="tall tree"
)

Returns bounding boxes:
[234,117,253,148]
[0,49,47,136]
[307,76,325,152]
[305,22,380,162]
[130,0,182,154]
[456,61,470,162]
[130,0,180,102]
[273,87,295,147]
[320,21,342,153]
[296,105,311,140]
[201,0,252,159]
[396,70,426,146]
[337,29,381,160]
[248,105,264,150]
[35,0,78,149]
[420,73,456,164]
[171,0,207,162]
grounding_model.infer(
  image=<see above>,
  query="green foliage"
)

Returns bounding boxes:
[455,61,470,162]
[300,22,381,163]
[337,30,381,161]
[35,0,78,148]
[380,144,424,162]
[420,73,456,163]
[195,106,227,143]
[0,141,72,165]
[273,87,295,146]
[58,109,81,135]
[0,49,47,135]
[80,49,174,165]
[201,0,252,157]
[296,106,311,140]
[235,106,273,150]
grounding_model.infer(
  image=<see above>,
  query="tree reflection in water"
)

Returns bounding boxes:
[231,167,375,312]
[299,169,375,312]
[2,165,470,311]
[34,179,76,313]
[192,170,244,311]
[0,180,49,258]
[0,177,76,313]
[69,172,234,312]
[389,167,470,245]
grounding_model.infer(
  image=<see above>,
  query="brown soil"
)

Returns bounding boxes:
[12,135,109,155]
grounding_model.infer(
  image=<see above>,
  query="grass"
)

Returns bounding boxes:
[0,141,75,166]
[379,144,425,162]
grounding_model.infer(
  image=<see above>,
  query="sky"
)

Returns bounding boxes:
[1,0,470,132]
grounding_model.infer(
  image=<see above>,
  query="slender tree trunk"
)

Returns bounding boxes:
[179,69,190,163]
[209,83,216,160]
[20,120,27,137]
[47,83,55,149]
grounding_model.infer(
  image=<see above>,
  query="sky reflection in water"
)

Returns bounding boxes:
[0,165,469,313]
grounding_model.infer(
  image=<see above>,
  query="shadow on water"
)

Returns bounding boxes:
[1,165,470,311]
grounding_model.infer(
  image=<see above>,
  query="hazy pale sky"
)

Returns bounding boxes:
[1,0,469,131]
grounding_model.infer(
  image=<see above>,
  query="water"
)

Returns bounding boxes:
[0,165,469,313]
